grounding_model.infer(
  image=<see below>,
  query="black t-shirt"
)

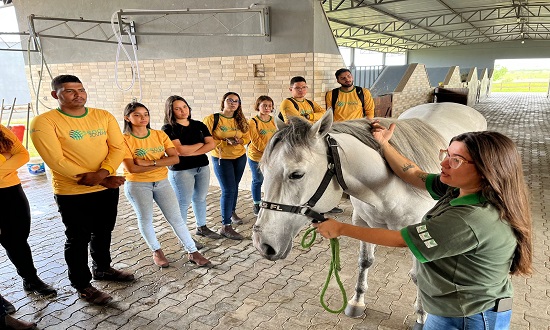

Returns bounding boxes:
[161,120,211,171]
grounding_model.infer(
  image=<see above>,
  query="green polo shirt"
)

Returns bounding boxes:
[401,174,516,317]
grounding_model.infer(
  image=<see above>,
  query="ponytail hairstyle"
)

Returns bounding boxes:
[220,92,249,133]
[123,102,151,134]
[451,131,533,276]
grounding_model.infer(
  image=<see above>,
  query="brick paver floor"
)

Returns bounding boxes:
[1,92,548,329]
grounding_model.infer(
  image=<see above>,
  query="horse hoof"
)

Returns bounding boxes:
[344,304,365,318]
[412,321,424,330]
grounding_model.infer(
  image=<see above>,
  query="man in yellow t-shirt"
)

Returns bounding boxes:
[278,77,343,214]
[30,75,133,305]
[279,76,326,123]
[325,68,375,121]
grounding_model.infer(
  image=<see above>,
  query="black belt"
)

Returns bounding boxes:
[493,297,513,312]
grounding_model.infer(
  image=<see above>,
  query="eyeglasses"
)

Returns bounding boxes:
[225,99,240,104]
[439,149,474,169]
[292,86,308,91]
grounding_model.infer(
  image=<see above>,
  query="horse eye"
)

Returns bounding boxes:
[289,172,304,180]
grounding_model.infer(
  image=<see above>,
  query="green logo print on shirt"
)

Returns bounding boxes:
[69,130,85,140]
[69,128,107,140]
[134,148,148,158]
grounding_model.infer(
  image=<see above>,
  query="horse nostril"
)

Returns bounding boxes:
[262,243,276,257]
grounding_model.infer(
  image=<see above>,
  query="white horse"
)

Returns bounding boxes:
[252,102,487,327]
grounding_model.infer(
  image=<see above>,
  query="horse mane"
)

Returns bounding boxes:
[261,117,315,167]
[332,118,448,173]
[262,116,448,174]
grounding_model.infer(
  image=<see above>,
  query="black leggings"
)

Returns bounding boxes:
[0,184,38,282]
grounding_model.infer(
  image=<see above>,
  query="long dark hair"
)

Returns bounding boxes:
[220,92,249,133]
[123,102,151,133]
[0,125,14,153]
[164,95,192,126]
[452,131,532,276]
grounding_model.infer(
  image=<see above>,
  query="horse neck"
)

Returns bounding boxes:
[334,133,411,202]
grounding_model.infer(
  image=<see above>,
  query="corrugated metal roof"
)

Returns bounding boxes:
[322,0,550,53]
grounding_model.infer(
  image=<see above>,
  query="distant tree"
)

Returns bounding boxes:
[492,66,508,81]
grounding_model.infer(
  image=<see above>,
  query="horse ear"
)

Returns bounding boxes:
[310,110,333,138]
[275,113,288,129]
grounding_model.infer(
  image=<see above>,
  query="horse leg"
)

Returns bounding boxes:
[345,240,375,318]
[409,256,427,329]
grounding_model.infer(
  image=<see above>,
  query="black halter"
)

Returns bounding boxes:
[260,134,348,223]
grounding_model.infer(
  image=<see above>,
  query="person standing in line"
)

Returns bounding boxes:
[316,124,533,330]
[121,102,211,268]
[279,76,326,123]
[325,68,375,121]
[0,124,57,319]
[30,75,133,305]
[279,77,343,214]
[247,96,277,216]
[162,96,222,240]
[203,92,250,240]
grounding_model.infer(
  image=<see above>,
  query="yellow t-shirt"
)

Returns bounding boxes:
[30,107,126,195]
[247,116,277,162]
[203,113,250,159]
[325,87,375,121]
[123,129,175,182]
[279,98,326,123]
[0,124,30,188]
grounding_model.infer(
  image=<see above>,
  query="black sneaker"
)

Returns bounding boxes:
[193,239,205,250]
[196,226,223,239]
[253,204,260,216]
[23,278,57,297]
[231,212,244,225]
[1,296,16,314]
[327,207,344,214]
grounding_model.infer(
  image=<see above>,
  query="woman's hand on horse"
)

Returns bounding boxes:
[313,218,342,239]
[371,121,396,147]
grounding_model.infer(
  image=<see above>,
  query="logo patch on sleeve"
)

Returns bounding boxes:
[424,239,438,248]
[419,232,432,240]
[416,225,427,233]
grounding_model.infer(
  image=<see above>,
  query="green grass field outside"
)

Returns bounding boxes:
[492,81,549,92]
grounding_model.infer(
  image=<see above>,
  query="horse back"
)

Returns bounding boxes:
[398,103,487,142]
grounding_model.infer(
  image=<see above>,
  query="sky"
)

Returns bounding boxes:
[0,5,20,43]
[495,58,550,71]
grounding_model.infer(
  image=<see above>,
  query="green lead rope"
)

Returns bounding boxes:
[301,227,348,314]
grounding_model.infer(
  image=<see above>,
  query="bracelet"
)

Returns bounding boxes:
[153,160,157,166]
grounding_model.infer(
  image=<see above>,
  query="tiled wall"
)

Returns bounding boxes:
[26,52,345,190]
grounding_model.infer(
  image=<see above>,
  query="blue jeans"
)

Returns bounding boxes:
[247,158,263,203]
[124,179,197,253]
[168,166,210,227]
[424,309,512,330]
[211,154,247,225]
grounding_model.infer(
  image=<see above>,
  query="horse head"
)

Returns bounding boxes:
[253,111,344,260]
